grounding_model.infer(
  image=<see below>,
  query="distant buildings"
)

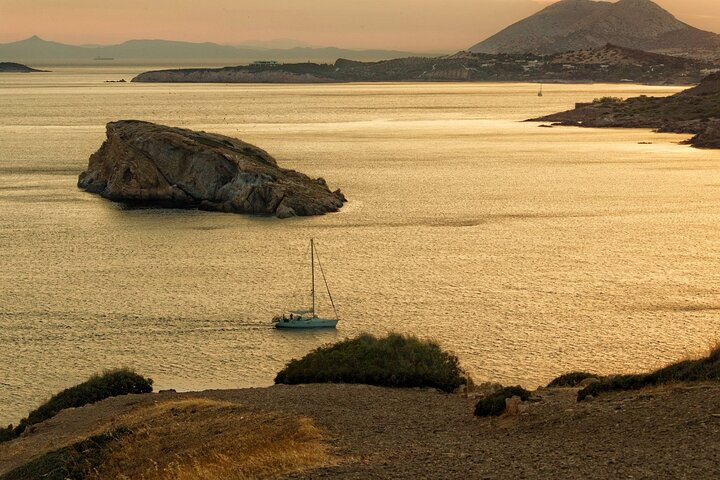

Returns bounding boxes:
[250,60,280,67]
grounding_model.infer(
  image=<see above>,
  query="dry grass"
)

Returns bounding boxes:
[84,397,330,479]
[577,341,720,401]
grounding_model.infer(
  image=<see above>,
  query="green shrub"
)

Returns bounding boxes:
[578,346,720,401]
[547,371,600,388]
[1,369,152,443]
[593,96,624,104]
[0,427,131,480]
[474,386,531,417]
[274,333,467,393]
[0,426,14,443]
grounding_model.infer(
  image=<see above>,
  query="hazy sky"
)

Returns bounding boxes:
[1,0,720,51]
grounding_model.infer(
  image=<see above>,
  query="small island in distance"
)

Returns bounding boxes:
[0,62,47,73]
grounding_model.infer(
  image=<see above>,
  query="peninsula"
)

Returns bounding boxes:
[132,44,714,85]
[530,72,720,148]
[78,121,346,217]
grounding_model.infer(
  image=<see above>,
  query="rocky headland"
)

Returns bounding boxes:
[132,65,337,83]
[0,62,46,73]
[78,121,346,218]
[132,44,715,85]
[530,72,720,148]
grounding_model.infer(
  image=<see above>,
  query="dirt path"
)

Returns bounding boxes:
[210,383,720,479]
[3,383,720,479]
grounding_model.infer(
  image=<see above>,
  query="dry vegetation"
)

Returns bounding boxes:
[1,397,331,480]
[96,398,330,480]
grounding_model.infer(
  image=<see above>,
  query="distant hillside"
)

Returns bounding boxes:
[470,0,720,59]
[133,44,714,85]
[0,62,46,73]
[0,36,432,65]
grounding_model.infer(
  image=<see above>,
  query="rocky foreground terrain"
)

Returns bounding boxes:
[531,71,720,148]
[78,121,346,218]
[133,44,714,85]
[1,383,719,479]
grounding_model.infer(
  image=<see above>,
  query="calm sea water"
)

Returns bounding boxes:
[2,68,719,424]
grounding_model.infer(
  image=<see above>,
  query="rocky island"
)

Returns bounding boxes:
[78,121,346,217]
[530,72,720,148]
[0,62,47,73]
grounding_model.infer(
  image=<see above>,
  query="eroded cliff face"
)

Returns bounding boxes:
[78,120,346,218]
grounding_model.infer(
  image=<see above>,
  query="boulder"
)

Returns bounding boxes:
[78,121,346,217]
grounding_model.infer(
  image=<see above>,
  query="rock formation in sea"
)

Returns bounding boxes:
[78,120,346,218]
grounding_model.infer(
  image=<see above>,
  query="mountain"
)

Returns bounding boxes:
[234,39,316,50]
[470,0,720,58]
[0,36,432,65]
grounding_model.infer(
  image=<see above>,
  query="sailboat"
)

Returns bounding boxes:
[538,84,543,97]
[273,239,339,329]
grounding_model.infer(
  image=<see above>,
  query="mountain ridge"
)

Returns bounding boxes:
[0,36,435,65]
[470,0,720,59]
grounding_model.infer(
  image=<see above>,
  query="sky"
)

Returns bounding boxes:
[1,0,720,51]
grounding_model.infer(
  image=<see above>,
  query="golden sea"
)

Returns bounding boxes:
[1,67,719,423]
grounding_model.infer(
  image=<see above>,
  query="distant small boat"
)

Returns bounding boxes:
[273,239,339,329]
[93,56,115,61]
[538,84,543,97]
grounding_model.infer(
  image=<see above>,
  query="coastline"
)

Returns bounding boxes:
[528,72,720,149]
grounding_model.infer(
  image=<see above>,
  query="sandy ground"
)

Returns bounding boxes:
[2,382,720,479]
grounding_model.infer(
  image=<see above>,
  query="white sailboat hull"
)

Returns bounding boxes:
[274,317,338,329]
[273,239,339,330]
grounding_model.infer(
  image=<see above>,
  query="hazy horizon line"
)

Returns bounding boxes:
[0,34,451,54]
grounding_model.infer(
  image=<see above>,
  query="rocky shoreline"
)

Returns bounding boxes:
[530,72,720,148]
[78,121,346,218]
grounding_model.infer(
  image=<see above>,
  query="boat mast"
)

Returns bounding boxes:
[314,245,339,321]
[311,238,316,317]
